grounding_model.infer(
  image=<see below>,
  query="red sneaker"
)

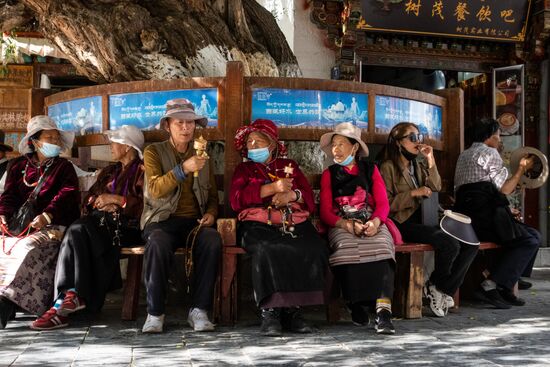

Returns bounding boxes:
[58,291,86,316]
[31,308,68,330]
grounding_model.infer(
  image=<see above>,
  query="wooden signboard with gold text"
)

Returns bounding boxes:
[357,0,532,42]
[0,65,33,88]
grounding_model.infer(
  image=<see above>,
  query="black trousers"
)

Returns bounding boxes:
[55,213,142,312]
[491,224,540,290]
[143,216,222,316]
[332,260,395,304]
[395,221,479,296]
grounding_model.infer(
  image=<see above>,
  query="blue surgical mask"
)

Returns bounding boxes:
[335,154,354,166]
[37,141,62,158]
[248,147,270,163]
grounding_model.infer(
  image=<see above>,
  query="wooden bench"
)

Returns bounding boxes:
[219,225,500,325]
[118,218,236,321]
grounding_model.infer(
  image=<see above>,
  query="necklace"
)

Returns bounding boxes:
[22,159,54,188]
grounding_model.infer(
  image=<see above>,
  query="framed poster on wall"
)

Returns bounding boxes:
[493,65,524,139]
[48,96,103,136]
[252,88,369,128]
[493,64,525,210]
[375,95,442,139]
[109,88,218,130]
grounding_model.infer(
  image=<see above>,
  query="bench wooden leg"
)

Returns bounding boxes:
[220,250,238,325]
[405,252,424,318]
[394,252,424,319]
[122,254,143,321]
[452,289,460,309]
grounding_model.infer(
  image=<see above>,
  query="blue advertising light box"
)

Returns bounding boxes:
[48,96,103,135]
[375,96,442,139]
[109,88,218,130]
[252,88,368,128]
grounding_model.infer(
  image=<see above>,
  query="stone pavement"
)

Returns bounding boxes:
[1,268,550,366]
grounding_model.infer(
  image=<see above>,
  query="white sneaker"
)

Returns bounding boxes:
[445,294,455,309]
[142,314,164,333]
[423,284,448,317]
[187,308,215,332]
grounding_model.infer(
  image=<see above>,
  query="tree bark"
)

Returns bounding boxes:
[1,0,300,82]
[0,2,32,31]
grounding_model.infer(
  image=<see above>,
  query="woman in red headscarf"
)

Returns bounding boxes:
[229,119,329,337]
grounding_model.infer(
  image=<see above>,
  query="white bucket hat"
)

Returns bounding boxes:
[19,115,75,154]
[319,122,369,160]
[105,125,145,159]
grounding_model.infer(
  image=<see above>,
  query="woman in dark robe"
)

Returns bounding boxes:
[0,115,80,329]
[229,119,329,337]
[31,125,145,330]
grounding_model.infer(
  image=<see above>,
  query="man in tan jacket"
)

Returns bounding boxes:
[141,99,220,333]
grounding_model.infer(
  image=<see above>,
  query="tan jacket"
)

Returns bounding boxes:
[140,140,217,229]
[379,159,441,224]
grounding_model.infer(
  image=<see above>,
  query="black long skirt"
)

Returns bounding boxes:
[54,211,142,312]
[239,220,329,307]
[332,260,395,304]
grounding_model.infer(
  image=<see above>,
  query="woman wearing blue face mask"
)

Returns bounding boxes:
[0,115,80,328]
[230,119,329,337]
[319,122,400,335]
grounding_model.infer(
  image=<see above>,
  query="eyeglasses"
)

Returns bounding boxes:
[400,133,424,143]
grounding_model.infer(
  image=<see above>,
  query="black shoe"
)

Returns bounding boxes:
[347,302,367,326]
[375,309,395,335]
[498,288,526,306]
[474,288,512,309]
[518,279,533,290]
[0,298,16,329]
[281,308,312,334]
[260,308,283,337]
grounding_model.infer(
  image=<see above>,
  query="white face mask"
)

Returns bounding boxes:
[36,141,62,158]
[334,154,354,166]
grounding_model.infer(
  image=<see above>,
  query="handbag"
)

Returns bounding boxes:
[238,202,310,226]
[7,163,52,235]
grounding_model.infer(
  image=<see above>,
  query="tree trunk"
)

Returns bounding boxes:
[1,0,300,82]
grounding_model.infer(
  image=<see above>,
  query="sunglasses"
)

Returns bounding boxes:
[399,133,424,143]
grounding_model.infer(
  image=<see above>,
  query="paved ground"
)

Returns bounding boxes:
[1,268,550,366]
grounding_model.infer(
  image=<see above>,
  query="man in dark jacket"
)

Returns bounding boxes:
[454,118,539,308]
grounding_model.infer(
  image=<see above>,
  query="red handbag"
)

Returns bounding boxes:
[238,202,309,225]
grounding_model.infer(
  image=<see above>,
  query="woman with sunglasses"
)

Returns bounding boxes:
[379,122,478,318]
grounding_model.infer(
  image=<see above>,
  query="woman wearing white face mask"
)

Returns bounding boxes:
[230,119,329,337]
[32,125,145,330]
[319,122,400,335]
[0,115,80,329]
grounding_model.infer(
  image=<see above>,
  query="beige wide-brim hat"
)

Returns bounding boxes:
[105,125,145,160]
[319,122,369,160]
[159,98,208,129]
[18,115,75,154]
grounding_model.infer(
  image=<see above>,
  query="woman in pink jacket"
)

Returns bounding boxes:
[319,122,398,335]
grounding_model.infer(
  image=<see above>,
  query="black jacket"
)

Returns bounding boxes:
[454,181,524,243]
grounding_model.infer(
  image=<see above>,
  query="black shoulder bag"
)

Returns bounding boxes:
[8,163,52,235]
